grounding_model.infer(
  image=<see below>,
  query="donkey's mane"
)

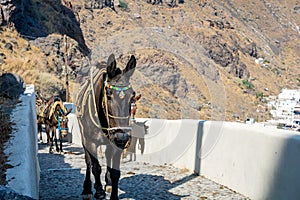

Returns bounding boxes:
[76,65,108,130]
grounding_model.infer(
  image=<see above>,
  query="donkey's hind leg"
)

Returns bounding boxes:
[47,125,54,153]
[38,122,43,142]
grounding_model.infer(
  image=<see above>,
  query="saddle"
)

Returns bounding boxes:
[49,101,67,120]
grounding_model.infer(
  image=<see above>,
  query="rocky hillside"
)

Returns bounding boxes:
[0,0,299,121]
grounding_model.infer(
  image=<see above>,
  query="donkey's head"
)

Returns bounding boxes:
[58,114,69,137]
[53,99,72,137]
[103,54,136,149]
[130,92,141,119]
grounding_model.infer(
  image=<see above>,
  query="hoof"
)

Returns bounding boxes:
[94,190,106,200]
[110,194,119,200]
[105,185,112,193]
[82,194,93,200]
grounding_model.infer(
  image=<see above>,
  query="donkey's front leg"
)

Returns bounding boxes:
[45,123,51,145]
[82,149,93,200]
[109,166,121,200]
[105,146,113,192]
[48,126,55,153]
[53,127,60,152]
[105,146,122,200]
[90,154,106,199]
[59,131,63,153]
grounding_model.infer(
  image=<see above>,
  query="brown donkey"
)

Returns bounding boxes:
[76,54,137,200]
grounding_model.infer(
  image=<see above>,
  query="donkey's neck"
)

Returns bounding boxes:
[91,67,108,130]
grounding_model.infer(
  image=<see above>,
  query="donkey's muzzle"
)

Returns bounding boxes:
[111,128,131,149]
[61,129,68,138]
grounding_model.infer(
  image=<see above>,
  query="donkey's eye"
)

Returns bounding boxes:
[106,88,112,95]
[106,88,113,100]
[130,95,135,103]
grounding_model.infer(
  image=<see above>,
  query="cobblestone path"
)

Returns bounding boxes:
[38,142,250,200]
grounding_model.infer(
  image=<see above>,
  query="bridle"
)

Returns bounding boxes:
[101,77,133,135]
[81,66,134,143]
[57,115,69,132]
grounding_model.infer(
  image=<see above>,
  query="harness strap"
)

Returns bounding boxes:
[103,76,111,130]
[101,126,132,131]
[49,101,67,121]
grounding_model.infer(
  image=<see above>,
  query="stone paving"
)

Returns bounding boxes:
[38,142,250,200]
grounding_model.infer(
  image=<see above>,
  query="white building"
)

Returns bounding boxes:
[270,89,300,125]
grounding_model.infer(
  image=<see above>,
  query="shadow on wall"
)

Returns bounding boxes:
[124,120,149,161]
[194,120,225,176]
[266,135,300,200]
[10,0,90,56]
[194,121,204,175]
[120,120,202,199]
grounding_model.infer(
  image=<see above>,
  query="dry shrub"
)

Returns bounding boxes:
[0,28,66,98]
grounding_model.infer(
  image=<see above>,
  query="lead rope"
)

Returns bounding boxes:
[89,65,103,129]
[103,76,111,131]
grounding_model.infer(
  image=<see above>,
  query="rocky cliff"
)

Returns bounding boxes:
[1,0,299,121]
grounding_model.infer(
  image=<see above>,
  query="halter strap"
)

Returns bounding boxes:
[102,77,132,132]
[83,66,133,136]
[105,81,131,91]
[57,116,68,131]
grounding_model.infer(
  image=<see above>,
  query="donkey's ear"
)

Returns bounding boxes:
[65,108,72,116]
[107,54,117,78]
[134,94,142,102]
[123,55,136,79]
